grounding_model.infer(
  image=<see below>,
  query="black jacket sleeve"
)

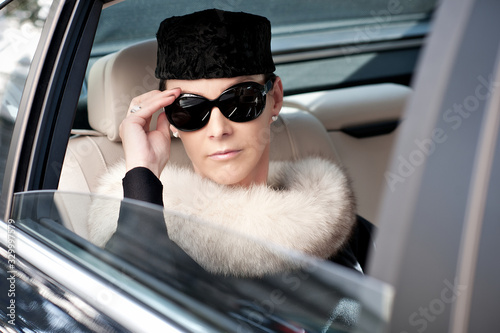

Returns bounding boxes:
[105,168,167,268]
[122,167,164,206]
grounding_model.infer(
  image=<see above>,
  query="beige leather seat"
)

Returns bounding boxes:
[285,84,411,223]
[59,40,339,195]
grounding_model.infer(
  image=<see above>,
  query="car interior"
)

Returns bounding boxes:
[18,0,500,331]
[58,39,411,235]
[5,0,500,331]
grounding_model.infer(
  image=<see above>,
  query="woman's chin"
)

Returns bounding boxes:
[203,164,251,186]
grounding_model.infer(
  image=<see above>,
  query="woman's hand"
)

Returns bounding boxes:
[119,88,181,178]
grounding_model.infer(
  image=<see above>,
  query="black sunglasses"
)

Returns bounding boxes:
[165,77,275,132]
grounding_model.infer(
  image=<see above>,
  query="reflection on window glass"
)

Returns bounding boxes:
[0,0,51,192]
[93,0,437,55]
[12,191,393,332]
[85,0,437,104]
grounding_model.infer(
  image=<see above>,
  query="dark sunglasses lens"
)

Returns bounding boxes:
[167,96,210,131]
[219,84,265,122]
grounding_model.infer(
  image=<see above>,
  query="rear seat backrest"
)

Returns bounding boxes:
[285,84,411,222]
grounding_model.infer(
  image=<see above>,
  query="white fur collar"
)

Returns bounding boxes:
[88,158,356,277]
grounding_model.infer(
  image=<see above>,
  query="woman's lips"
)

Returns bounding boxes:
[208,149,241,160]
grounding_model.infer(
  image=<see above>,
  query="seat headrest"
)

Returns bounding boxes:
[88,39,159,142]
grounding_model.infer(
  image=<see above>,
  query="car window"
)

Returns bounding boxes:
[87,0,438,95]
[11,190,393,332]
[93,0,437,54]
[0,0,51,193]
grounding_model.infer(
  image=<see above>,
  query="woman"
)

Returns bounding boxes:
[90,9,371,277]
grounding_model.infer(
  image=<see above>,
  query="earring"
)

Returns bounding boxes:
[271,115,278,122]
[173,132,179,138]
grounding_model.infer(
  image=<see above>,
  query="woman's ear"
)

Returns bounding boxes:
[270,76,284,117]
[170,124,179,138]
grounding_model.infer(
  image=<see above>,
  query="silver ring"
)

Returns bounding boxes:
[130,105,142,113]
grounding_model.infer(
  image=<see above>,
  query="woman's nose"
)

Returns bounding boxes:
[205,107,233,138]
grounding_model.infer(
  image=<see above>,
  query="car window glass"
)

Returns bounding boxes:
[86,0,438,96]
[93,0,437,54]
[0,0,51,193]
[11,190,393,332]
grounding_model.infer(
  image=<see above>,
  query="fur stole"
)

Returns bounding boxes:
[88,158,356,277]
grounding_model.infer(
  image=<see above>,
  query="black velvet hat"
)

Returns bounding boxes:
[155,9,276,80]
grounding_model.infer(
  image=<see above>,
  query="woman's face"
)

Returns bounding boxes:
[166,75,283,187]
